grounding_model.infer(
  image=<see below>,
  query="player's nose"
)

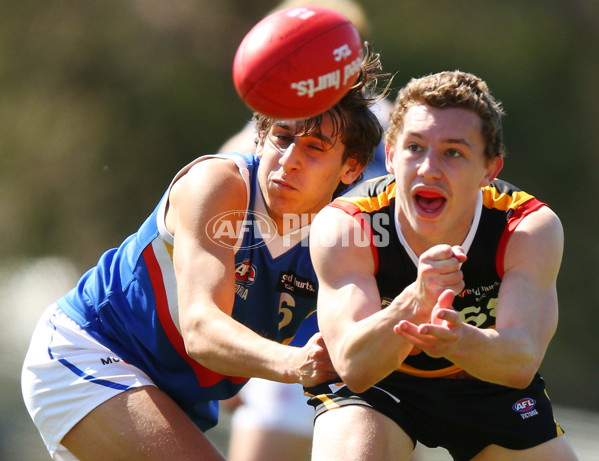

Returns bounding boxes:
[279,143,302,171]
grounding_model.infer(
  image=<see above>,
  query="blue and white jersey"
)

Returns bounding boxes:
[57,153,319,431]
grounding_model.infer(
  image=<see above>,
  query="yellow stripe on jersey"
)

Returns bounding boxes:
[337,181,397,213]
[543,388,565,436]
[555,419,565,436]
[482,185,534,212]
[164,241,174,260]
[398,362,462,378]
[340,182,533,215]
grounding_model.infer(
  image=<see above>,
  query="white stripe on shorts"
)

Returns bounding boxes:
[21,304,155,459]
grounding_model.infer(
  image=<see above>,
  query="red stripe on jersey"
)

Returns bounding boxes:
[496,198,545,277]
[143,243,247,387]
[328,201,379,274]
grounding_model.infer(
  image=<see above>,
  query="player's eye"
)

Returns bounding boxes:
[407,143,423,153]
[308,142,326,152]
[270,131,294,147]
[276,134,293,143]
[446,149,462,158]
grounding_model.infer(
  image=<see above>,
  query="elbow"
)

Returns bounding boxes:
[484,331,549,389]
[346,381,374,395]
[180,318,210,364]
[505,369,537,389]
[182,334,205,364]
[508,342,549,389]
[502,354,543,389]
[336,363,376,394]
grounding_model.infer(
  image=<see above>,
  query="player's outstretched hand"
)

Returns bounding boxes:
[295,332,339,388]
[393,289,463,358]
[411,244,466,322]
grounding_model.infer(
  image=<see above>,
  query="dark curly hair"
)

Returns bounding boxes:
[254,43,391,194]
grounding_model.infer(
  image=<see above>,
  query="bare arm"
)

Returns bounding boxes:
[310,206,465,393]
[395,206,563,388]
[168,158,336,386]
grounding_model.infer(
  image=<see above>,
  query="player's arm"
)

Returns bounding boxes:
[168,158,336,387]
[396,206,563,388]
[310,206,424,393]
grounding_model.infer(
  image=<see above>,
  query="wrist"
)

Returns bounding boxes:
[278,345,303,384]
[390,282,430,325]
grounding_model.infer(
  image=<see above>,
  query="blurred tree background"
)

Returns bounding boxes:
[1,0,597,459]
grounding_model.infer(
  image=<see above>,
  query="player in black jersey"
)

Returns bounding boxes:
[307,71,578,460]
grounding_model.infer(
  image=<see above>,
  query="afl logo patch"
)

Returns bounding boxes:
[235,261,257,286]
[512,397,536,413]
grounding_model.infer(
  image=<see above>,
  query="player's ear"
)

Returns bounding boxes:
[481,156,504,186]
[340,156,364,185]
[385,144,395,174]
[254,132,267,158]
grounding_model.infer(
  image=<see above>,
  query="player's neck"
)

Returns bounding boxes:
[397,211,478,259]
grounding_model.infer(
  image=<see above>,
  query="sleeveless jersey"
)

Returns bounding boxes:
[57,153,318,430]
[331,175,546,378]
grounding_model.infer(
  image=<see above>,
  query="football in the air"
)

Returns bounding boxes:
[233,6,363,120]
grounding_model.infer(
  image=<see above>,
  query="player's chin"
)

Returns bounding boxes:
[269,186,300,205]
[267,197,302,220]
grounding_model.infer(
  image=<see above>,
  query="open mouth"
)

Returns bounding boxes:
[414,190,446,215]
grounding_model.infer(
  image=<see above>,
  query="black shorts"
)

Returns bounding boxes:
[306,373,563,461]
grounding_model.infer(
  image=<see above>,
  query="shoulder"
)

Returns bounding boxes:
[173,155,249,202]
[514,204,562,241]
[336,174,396,213]
[482,179,544,211]
[503,203,563,278]
[310,202,377,277]
[166,155,250,234]
[483,179,559,229]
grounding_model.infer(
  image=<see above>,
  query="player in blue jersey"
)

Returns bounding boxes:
[307,71,578,460]
[220,5,394,460]
[21,47,387,460]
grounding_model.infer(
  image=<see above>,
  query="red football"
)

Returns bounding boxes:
[233,6,363,120]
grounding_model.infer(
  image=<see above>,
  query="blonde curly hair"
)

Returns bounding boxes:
[385,71,506,160]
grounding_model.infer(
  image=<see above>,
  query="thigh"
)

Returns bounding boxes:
[311,405,414,461]
[472,434,579,461]
[62,385,225,461]
[22,305,155,456]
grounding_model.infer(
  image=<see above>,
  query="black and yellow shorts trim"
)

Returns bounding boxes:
[306,373,564,461]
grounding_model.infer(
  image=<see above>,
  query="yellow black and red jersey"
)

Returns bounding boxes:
[330,175,546,378]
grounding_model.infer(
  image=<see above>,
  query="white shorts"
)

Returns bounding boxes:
[21,304,155,460]
[231,378,314,436]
